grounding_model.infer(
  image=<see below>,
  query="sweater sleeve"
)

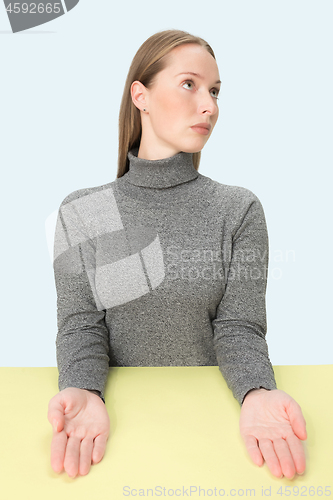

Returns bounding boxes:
[53,194,110,400]
[212,192,277,405]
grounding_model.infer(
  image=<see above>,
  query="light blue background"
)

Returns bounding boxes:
[1,1,332,366]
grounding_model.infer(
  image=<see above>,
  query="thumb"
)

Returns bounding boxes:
[286,398,307,440]
[52,414,64,433]
[48,397,65,433]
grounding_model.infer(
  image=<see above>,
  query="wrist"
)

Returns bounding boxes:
[242,387,270,404]
[84,389,100,396]
[83,389,106,404]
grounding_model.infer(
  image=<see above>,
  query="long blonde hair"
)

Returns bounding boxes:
[117,29,216,178]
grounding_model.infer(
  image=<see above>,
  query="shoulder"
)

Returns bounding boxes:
[198,173,263,210]
[56,181,119,239]
[197,174,267,234]
[59,180,115,208]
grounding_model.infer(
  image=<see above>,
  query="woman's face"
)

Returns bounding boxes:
[134,43,221,159]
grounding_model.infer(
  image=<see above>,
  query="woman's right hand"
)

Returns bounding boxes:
[47,387,110,477]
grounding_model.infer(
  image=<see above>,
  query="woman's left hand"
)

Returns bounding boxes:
[239,388,307,479]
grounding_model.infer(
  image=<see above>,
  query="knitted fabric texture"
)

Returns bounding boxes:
[53,147,277,405]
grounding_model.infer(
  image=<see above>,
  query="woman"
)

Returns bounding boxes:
[48,29,307,480]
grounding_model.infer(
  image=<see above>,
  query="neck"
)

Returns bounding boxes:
[126,147,199,189]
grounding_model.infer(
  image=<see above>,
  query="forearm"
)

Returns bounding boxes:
[56,324,110,397]
[213,323,277,405]
[54,200,110,402]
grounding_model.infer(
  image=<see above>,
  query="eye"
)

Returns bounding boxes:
[182,80,195,90]
[211,88,220,100]
[182,79,219,100]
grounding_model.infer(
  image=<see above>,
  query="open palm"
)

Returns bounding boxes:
[48,387,110,477]
[240,388,307,479]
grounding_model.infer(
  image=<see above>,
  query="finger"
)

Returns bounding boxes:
[243,434,264,467]
[286,399,307,440]
[50,430,67,473]
[272,438,296,479]
[48,397,65,433]
[79,438,94,476]
[64,436,81,478]
[258,438,282,478]
[286,433,306,475]
[92,434,108,464]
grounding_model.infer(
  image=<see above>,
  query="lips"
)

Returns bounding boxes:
[191,123,211,136]
[192,122,211,131]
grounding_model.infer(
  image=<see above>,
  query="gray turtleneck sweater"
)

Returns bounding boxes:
[53,148,277,405]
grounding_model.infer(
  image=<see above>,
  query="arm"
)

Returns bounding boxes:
[212,192,277,405]
[53,193,110,401]
[212,191,306,478]
[48,195,111,477]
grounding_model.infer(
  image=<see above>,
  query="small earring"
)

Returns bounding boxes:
[143,108,146,112]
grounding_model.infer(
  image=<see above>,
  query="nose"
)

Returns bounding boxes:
[197,92,218,116]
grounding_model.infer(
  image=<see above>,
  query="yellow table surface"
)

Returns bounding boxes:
[0,366,332,499]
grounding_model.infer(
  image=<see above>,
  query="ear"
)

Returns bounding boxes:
[131,80,148,112]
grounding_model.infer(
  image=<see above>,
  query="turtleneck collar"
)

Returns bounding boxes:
[126,147,199,189]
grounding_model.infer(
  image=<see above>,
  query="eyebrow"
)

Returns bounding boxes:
[175,72,221,85]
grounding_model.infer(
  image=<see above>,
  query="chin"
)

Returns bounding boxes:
[181,143,206,154]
